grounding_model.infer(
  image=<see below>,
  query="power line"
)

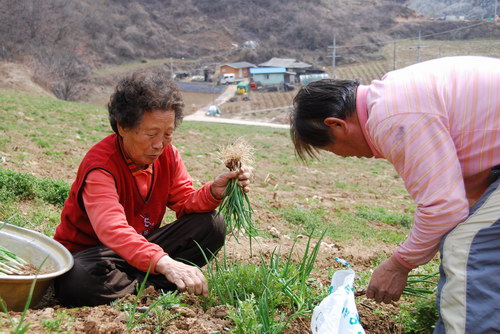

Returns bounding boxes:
[335,20,490,50]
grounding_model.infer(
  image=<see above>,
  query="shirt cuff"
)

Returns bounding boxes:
[151,250,168,275]
[393,250,419,270]
[205,181,223,205]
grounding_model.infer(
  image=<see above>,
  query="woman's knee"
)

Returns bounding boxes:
[54,255,135,307]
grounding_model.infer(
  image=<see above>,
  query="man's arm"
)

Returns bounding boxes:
[371,112,469,267]
[366,113,469,302]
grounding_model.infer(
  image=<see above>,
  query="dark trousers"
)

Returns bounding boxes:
[54,211,225,307]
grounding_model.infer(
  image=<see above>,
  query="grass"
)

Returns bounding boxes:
[355,205,412,229]
[109,263,183,333]
[399,295,439,334]
[0,168,69,206]
[0,87,434,332]
[201,231,326,333]
[42,309,75,333]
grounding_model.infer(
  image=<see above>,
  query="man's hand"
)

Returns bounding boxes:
[366,254,411,304]
[210,167,251,200]
[155,255,208,297]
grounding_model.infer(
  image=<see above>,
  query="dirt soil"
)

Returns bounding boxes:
[0,62,54,98]
[0,63,407,333]
[2,232,401,334]
[1,225,402,333]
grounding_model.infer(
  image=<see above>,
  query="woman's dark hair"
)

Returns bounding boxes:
[108,70,184,133]
[290,79,360,160]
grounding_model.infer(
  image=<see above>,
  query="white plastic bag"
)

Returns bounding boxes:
[311,268,365,334]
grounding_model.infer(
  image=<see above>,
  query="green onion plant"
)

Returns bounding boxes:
[403,272,439,297]
[0,245,30,275]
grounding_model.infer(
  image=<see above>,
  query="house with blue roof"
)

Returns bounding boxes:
[250,67,296,89]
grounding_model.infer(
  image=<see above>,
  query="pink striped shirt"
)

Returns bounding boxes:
[357,56,500,268]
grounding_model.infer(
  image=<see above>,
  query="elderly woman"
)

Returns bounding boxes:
[53,70,250,307]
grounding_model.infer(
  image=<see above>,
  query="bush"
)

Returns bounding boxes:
[37,178,70,206]
[399,295,439,334]
[0,168,69,206]
[0,169,37,201]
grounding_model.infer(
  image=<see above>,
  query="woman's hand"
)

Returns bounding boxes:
[210,167,251,200]
[155,255,208,297]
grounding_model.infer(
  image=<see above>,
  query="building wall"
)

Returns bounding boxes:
[220,66,251,78]
[239,68,251,77]
[252,73,285,86]
[220,65,238,76]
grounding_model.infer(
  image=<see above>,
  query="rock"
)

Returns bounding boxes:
[208,305,228,319]
[268,226,280,238]
[321,241,336,249]
[172,306,196,318]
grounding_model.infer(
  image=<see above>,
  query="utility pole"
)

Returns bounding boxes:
[327,35,341,79]
[170,57,174,80]
[212,62,218,105]
[392,40,397,70]
[495,0,498,19]
[409,31,428,63]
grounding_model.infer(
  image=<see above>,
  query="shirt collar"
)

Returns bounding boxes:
[356,85,382,158]
[117,136,153,176]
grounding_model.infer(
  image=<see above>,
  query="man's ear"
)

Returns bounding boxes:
[324,117,348,137]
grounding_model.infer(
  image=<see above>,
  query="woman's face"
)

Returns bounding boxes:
[117,109,176,168]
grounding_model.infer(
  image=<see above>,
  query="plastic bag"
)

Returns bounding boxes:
[311,268,365,334]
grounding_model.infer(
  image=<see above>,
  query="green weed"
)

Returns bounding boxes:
[355,206,412,228]
[42,309,75,333]
[112,264,182,333]
[34,140,51,148]
[227,296,262,334]
[279,206,326,234]
[202,232,325,333]
[398,295,438,334]
[0,168,69,206]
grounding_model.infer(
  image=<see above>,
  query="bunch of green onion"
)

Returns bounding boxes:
[219,159,256,241]
[218,138,256,244]
[403,272,439,297]
[355,272,439,299]
[0,245,30,275]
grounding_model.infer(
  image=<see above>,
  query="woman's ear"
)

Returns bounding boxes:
[117,123,127,137]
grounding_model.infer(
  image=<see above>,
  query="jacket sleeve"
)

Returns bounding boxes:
[82,169,166,273]
[166,146,221,218]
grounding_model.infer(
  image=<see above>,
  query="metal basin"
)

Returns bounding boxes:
[0,222,73,311]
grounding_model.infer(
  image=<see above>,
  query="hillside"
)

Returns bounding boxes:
[408,0,498,19]
[0,0,418,66]
[0,0,499,101]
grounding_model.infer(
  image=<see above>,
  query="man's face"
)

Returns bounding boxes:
[319,139,367,158]
[118,109,175,168]
[320,115,374,158]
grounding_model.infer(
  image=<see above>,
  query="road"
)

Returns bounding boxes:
[183,85,290,129]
